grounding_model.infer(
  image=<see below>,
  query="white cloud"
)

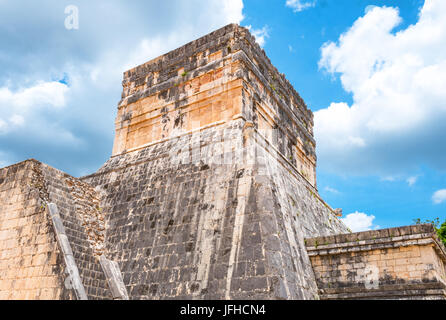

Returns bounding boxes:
[286,0,316,12]
[365,5,379,14]
[0,0,245,175]
[0,81,68,133]
[315,0,446,176]
[432,189,446,204]
[324,186,340,194]
[379,175,419,186]
[246,25,269,47]
[341,211,378,232]
[0,119,7,134]
[221,0,245,23]
[407,176,418,187]
[0,82,68,109]
[9,115,24,127]
[381,176,396,182]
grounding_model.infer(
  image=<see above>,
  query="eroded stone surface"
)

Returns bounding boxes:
[306,224,446,300]
[0,161,68,300]
[38,162,111,299]
[84,116,347,299]
[0,160,111,300]
[113,24,317,187]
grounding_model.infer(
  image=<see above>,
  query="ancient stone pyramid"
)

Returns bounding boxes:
[82,23,349,299]
[0,24,349,300]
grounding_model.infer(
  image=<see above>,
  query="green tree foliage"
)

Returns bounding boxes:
[413,217,446,247]
[438,221,446,247]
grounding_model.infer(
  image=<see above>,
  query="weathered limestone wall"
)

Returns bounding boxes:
[305,225,446,299]
[236,27,317,186]
[113,23,317,188]
[86,122,256,299]
[0,161,70,299]
[0,160,113,300]
[113,24,244,157]
[242,128,348,299]
[84,117,347,300]
[39,162,112,299]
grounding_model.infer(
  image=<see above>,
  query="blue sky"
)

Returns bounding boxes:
[0,0,445,231]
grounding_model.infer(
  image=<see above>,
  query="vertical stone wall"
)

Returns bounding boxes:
[0,161,71,300]
[305,225,446,299]
[248,129,348,299]
[235,27,317,186]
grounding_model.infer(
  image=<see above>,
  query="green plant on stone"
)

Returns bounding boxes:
[413,217,446,246]
[439,222,446,247]
[269,83,277,93]
[413,217,440,228]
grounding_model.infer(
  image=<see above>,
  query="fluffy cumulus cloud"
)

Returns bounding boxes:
[0,82,68,133]
[341,212,378,232]
[286,0,316,12]
[315,0,446,176]
[0,0,244,175]
[432,189,446,204]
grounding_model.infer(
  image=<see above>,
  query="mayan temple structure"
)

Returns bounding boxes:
[0,24,445,300]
